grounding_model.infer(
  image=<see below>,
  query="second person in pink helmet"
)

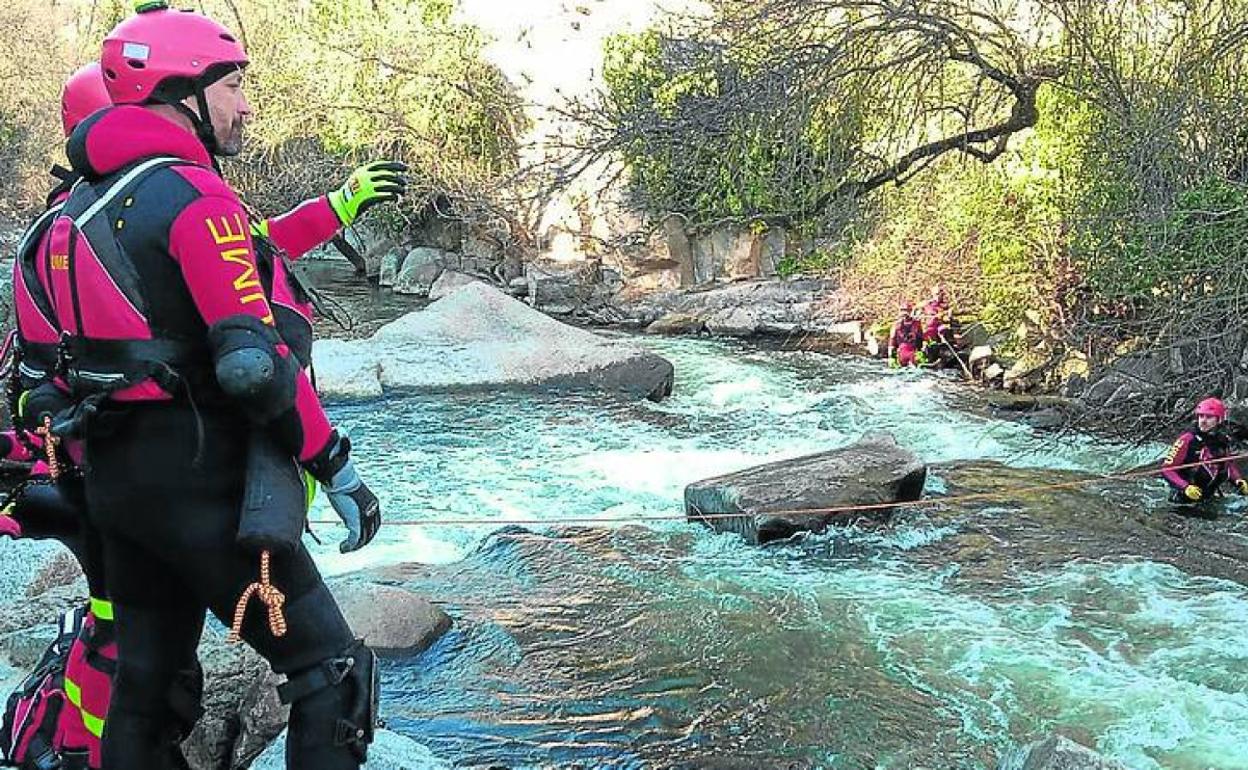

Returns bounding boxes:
[1161,397,1247,505]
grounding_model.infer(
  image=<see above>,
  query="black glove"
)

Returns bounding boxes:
[21,382,74,432]
[304,432,381,553]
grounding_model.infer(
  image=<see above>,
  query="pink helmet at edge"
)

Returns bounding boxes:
[1195,397,1227,420]
[100,1,248,105]
[60,63,112,137]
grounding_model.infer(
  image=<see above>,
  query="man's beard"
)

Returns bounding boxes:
[216,120,245,156]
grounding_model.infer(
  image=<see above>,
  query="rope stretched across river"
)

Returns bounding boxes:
[307,452,1248,529]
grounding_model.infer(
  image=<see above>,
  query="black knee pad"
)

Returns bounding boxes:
[278,640,379,763]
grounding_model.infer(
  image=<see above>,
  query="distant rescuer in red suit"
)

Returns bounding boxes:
[1161,397,1248,504]
[921,284,951,346]
[888,302,924,368]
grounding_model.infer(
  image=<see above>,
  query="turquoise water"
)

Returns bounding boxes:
[308,337,1247,769]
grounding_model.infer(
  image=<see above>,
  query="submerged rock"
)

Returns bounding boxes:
[313,282,675,402]
[332,581,452,656]
[684,433,927,544]
[999,734,1129,770]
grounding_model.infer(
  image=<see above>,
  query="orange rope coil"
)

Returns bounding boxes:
[35,415,61,481]
[229,549,287,644]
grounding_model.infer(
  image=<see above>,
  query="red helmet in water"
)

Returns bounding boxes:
[100,2,248,106]
[61,63,111,136]
[1195,397,1227,420]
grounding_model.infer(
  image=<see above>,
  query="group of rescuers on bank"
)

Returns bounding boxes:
[0,3,1241,770]
[889,293,1245,507]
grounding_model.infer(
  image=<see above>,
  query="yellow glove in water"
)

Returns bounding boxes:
[1184,484,1203,502]
[1237,479,1248,496]
[328,161,409,227]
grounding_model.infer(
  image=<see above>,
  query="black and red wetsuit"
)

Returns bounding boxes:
[4,114,347,768]
[1161,428,1243,499]
[889,317,924,367]
[40,106,361,770]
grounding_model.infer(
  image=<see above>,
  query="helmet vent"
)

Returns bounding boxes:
[220,33,237,42]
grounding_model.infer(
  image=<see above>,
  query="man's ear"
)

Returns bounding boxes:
[181,95,204,120]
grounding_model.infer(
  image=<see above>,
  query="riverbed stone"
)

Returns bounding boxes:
[180,579,451,769]
[645,312,705,335]
[1011,734,1129,770]
[331,581,452,656]
[612,278,851,338]
[685,433,927,544]
[428,269,483,301]
[393,247,448,296]
[313,282,674,402]
[308,339,384,399]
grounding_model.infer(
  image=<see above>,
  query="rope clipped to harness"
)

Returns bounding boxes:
[228,549,288,644]
[35,415,62,481]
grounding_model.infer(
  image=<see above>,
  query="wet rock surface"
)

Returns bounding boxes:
[685,433,927,544]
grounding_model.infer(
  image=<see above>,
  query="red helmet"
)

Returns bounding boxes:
[101,3,248,106]
[60,63,112,136]
[1195,397,1227,420]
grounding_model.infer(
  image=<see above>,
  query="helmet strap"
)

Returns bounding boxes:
[151,79,221,157]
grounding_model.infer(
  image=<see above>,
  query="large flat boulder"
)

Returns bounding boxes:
[684,433,926,544]
[313,282,674,402]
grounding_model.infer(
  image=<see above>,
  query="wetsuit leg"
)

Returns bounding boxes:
[85,403,367,770]
[897,343,917,367]
[94,529,205,770]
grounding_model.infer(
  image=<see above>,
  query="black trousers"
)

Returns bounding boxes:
[83,402,360,770]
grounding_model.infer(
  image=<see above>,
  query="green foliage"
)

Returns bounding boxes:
[600,26,859,226]
[229,0,523,180]
[840,85,1074,351]
[776,248,836,278]
[0,0,524,230]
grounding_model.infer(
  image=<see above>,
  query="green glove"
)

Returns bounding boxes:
[1184,484,1203,502]
[328,161,409,227]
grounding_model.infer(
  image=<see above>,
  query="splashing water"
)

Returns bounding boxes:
[304,336,1245,769]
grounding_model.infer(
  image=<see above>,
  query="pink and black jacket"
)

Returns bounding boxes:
[1161,429,1243,495]
[41,106,334,463]
[889,317,923,350]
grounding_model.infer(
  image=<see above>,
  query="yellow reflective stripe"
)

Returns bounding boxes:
[63,678,106,738]
[303,470,317,513]
[89,597,114,621]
